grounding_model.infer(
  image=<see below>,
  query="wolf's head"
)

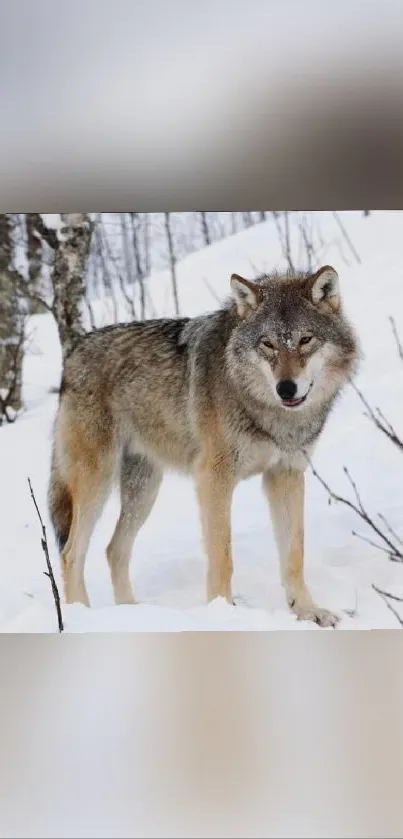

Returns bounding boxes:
[227,265,359,411]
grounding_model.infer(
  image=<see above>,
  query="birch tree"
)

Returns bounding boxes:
[0,214,24,423]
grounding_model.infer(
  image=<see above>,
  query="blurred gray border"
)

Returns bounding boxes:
[1,632,403,837]
[1,0,403,209]
[2,2,403,835]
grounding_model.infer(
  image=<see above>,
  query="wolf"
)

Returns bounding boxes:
[48,264,359,626]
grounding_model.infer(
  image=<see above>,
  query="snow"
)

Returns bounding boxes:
[1,210,403,632]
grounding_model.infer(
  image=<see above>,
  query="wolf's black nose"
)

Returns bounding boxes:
[276,379,297,400]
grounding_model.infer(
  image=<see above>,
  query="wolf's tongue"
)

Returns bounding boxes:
[282,396,304,407]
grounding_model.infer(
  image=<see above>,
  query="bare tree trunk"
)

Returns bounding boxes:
[0,214,24,423]
[92,214,119,323]
[51,213,92,357]
[283,212,294,272]
[231,213,239,235]
[130,212,146,319]
[332,212,361,264]
[143,213,151,277]
[259,211,267,222]
[164,213,179,316]
[119,212,136,317]
[299,215,315,272]
[120,213,132,284]
[200,212,211,246]
[272,211,295,273]
[130,213,143,277]
[25,214,47,314]
[26,213,92,359]
[242,212,254,229]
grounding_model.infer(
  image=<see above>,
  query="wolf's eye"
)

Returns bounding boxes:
[261,339,274,351]
[299,335,313,347]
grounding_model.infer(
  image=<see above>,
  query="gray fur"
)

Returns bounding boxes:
[49,266,359,620]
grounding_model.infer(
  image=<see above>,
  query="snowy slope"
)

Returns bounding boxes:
[2,210,403,633]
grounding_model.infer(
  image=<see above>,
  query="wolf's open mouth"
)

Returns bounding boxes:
[280,383,313,408]
[280,394,307,408]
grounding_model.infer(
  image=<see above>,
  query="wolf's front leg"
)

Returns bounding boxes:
[263,467,339,628]
[195,455,235,604]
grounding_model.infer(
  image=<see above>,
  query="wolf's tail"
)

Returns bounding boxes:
[48,451,72,553]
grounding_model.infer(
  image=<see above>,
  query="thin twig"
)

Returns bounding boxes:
[377,512,403,548]
[117,267,136,320]
[332,212,361,264]
[164,212,179,316]
[84,294,96,331]
[272,211,295,272]
[389,316,403,362]
[351,530,395,557]
[16,285,53,314]
[372,584,403,627]
[28,478,64,633]
[343,466,364,513]
[372,583,403,603]
[298,217,315,272]
[349,379,403,453]
[376,406,399,437]
[306,455,403,562]
[283,212,294,273]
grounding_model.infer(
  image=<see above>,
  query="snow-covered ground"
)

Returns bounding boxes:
[2,210,403,632]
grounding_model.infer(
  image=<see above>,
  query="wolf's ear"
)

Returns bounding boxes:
[309,265,340,312]
[230,274,261,318]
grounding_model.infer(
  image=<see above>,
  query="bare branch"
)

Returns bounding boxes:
[283,212,294,273]
[164,213,179,316]
[199,212,211,247]
[272,211,295,272]
[376,406,399,437]
[230,213,239,235]
[372,583,403,603]
[351,530,395,557]
[95,218,123,322]
[332,212,361,264]
[298,216,315,272]
[27,213,59,251]
[84,294,96,331]
[350,379,403,453]
[377,512,403,548]
[389,315,403,362]
[28,477,64,633]
[307,455,403,562]
[14,275,53,314]
[242,212,254,230]
[121,213,144,317]
[343,466,365,513]
[372,584,403,627]
[117,269,136,320]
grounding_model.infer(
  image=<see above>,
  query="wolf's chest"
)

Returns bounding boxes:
[237,438,308,480]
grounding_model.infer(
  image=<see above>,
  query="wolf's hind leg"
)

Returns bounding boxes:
[107,451,163,605]
[61,463,113,606]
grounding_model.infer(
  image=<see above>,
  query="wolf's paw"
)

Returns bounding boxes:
[289,598,340,628]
